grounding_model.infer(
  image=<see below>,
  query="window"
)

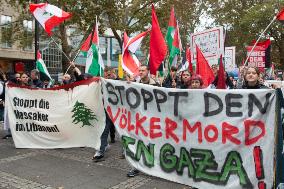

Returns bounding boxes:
[1,15,13,48]
[23,20,33,51]
[23,20,32,31]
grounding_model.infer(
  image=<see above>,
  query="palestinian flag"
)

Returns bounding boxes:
[168,21,182,67]
[165,7,177,54]
[36,50,52,81]
[29,3,71,35]
[82,21,104,76]
[276,8,284,24]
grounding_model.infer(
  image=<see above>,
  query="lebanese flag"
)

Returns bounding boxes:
[276,8,284,24]
[216,55,226,89]
[85,20,104,76]
[122,31,149,76]
[196,45,214,87]
[149,4,167,75]
[36,50,52,81]
[169,21,182,67]
[29,3,71,35]
[166,7,177,53]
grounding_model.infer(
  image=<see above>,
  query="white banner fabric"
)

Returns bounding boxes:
[5,78,105,149]
[102,79,276,189]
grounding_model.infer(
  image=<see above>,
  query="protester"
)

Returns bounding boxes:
[125,73,136,82]
[178,70,191,89]
[62,74,72,85]
[92,68,117,162]
[127,64,160,178]
[162,66,177,88]
[11,73,21,84]
[240,67,269,89]
[30,69,43,88]
[20,73,30,87]
[211,64,218,77]
[236,66,247,89]
[0,73,5,122]
[43,78,51,88]
[209,72,234,89]
[188,74,204,89]
[138,65,159,86]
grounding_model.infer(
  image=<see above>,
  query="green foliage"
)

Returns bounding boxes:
[4,0,200,53]
[71,101,98,127]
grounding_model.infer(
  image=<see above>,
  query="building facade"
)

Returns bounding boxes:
[0,0,35,76]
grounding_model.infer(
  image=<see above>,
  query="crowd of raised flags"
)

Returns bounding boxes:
[28,2,284,89]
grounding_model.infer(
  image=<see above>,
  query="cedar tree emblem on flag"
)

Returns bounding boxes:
[71,101,98,127]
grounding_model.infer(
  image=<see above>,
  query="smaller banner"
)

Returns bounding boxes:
[5,78,105,149]
[190,27,224,66]
[246,39,271,71]
[246,46,266,71]
[224,46,236,72]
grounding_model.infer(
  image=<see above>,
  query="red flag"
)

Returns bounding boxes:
[196,45,214,87]
[251,39,271,48]
[186,47,193,74]
[149,4,167,75]
[217,55,226,89]
[276,8,284,24]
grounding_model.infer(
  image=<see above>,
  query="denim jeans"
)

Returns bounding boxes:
[99,111,112,153]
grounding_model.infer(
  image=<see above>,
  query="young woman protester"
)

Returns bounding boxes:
[240,66,269,89]
[188,74,204,89]
[178,70,191,89]
[19,73,30,87]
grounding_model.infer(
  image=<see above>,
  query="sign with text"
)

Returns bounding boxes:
[246,46,266,70]
[5,78,105,149]
[102,79,276,189]
[224,46,236,72]
[190,27,224,66]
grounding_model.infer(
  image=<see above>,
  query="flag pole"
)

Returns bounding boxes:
[243,16,277,66]
[65,25,94,75]
[34,0,39,67]
[50,36,72,62]
[96,16,102,77]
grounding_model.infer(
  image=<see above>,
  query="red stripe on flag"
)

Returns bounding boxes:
[44,15,71,35]
[29,3,46,13]
[276,8,284,21]
[168,7,177,27]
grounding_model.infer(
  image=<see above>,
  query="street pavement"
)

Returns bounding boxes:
[0,124,192,189]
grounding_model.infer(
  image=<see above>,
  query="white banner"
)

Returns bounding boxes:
[225,46,236,72]
[190,27,224,66]
[102,79,276,189]
[5,78,105,149]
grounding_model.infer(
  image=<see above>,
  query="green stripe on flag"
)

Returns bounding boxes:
[166,26,175,52]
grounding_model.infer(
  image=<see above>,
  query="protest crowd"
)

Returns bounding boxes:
[1,61,284,177]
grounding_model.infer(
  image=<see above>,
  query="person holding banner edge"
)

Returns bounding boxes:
[127,64,161,177]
